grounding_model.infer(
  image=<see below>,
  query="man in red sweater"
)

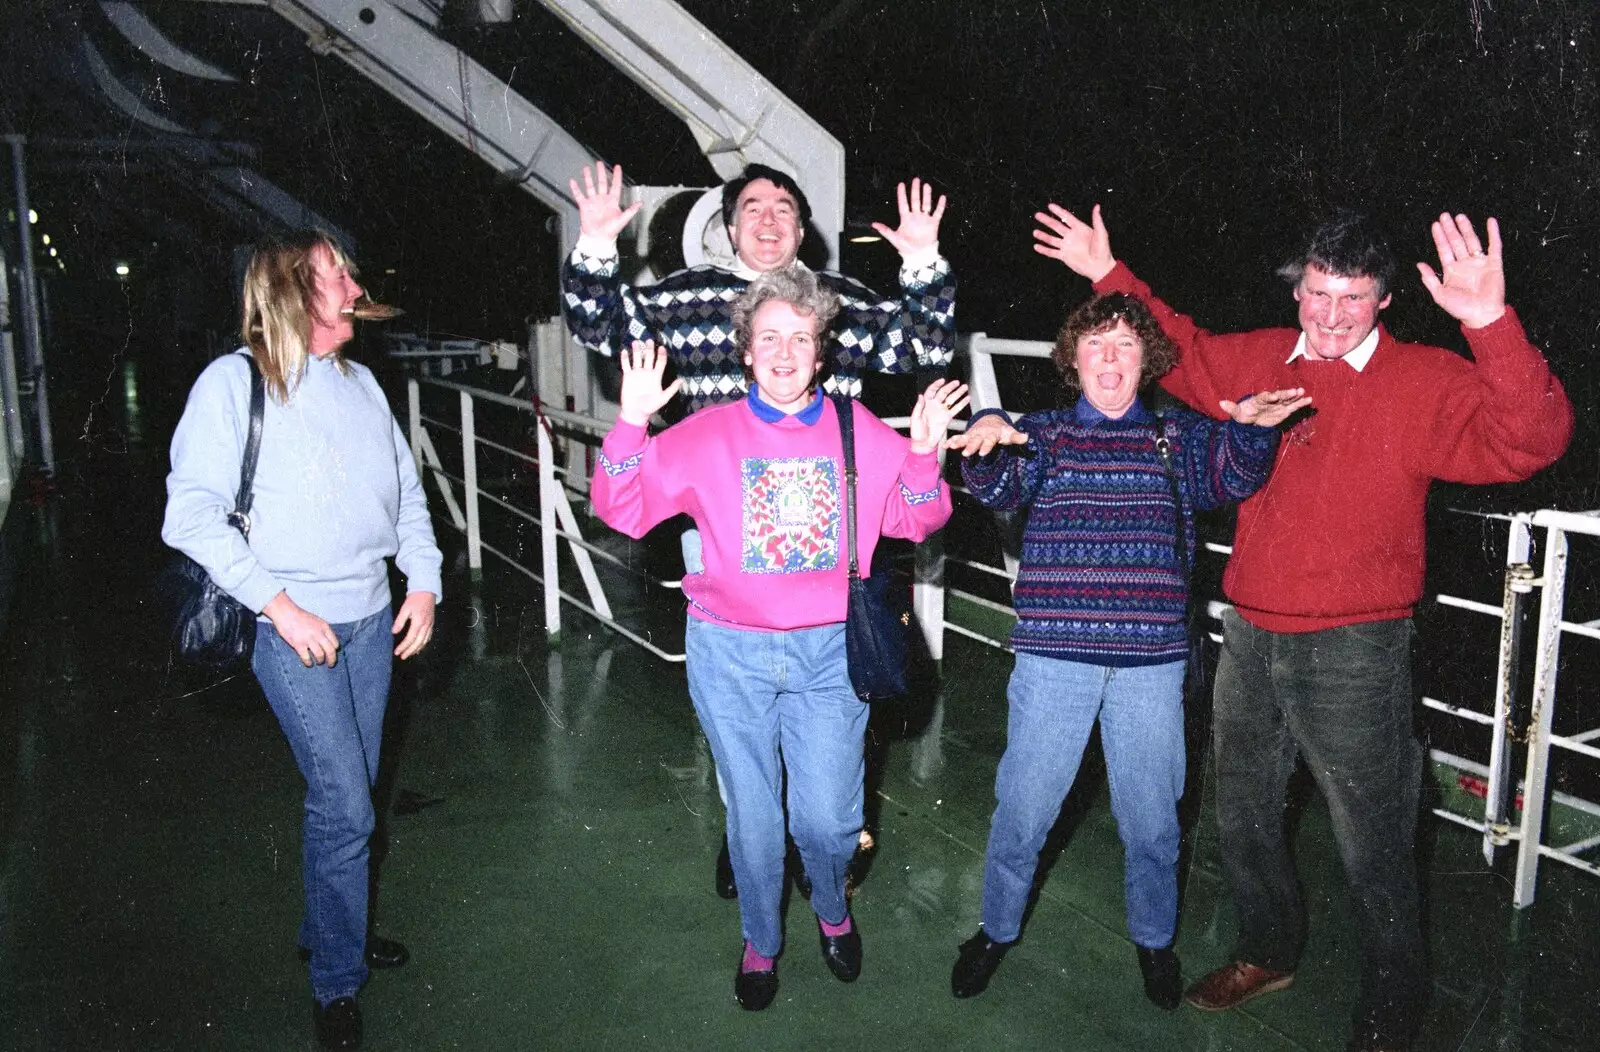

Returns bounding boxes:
[1031,204,1572,1051]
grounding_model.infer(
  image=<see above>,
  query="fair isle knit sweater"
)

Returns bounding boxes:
[961,398,1278,665]
[562,247,957,412]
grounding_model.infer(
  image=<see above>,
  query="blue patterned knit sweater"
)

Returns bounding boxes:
[562,248,956,412]
[961,398,1279,665]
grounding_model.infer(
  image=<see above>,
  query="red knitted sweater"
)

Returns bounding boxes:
[1096,263,1573,633]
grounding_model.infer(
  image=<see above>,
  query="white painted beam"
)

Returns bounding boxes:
[534,0,845,266]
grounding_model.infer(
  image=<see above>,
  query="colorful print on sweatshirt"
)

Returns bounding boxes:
[741,456,841,573]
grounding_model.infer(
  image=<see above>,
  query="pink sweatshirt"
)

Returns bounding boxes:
[591,395,952,632]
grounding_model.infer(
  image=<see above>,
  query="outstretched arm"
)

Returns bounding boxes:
[831,177,956,385]
[1406,215,1572,482]
[1221,387,1312,428]
[590,341,691,539]
[956,410,1047,512]
[561,162,659,357]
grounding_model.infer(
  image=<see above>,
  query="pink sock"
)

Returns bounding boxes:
[741,942,775,973]
[819,914,853,937]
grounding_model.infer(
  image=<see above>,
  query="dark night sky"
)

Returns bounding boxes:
[1,0,1596,500]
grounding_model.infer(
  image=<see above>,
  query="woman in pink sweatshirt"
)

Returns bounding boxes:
[591,268,965,1011]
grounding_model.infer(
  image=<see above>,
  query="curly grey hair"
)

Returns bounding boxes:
[731,267,840,385]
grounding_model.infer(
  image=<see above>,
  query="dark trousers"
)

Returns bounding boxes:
[1213,609,1427,1040]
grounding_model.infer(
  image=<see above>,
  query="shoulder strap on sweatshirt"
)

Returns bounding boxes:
[1151,409,1190,581]
[832,393,861,579]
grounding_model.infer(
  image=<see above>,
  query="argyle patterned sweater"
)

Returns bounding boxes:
[961,399,1278,665]
[562,247,957,412]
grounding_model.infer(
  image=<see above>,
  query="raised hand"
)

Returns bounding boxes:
[1416,213,1507,329]
[569,161,642,242]
[871,177,948,258]
[617,340,683,427]
[1221,387,1313,428]
[944,413,1030,457]
[909,379,971,454]
[1032,202,1115,282]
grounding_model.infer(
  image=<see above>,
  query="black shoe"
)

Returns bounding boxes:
[298,936,410,969]
[364,935,409,969]
[818,918,862,983]
[951,930,1011,998]
[1136,944,1182,1010]
[313,996,362,1051]
[715,837,738,900]
[734,960,779,1011]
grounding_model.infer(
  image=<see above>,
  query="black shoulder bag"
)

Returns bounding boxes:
[156,355,266,670]
[833,394,910,701]
[1153,409,1222,911]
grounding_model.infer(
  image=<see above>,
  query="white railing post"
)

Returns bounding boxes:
[963,332,1003,415]
[1513,523,1569,907]
[914,444,948,661]
[407,377,422,468]
[459,390,482,574]
[1483,514,1534,863]
[538,419,562,638]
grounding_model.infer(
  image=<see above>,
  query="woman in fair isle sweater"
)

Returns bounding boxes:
[943,292,1308,1010]
[590,267,965,1011]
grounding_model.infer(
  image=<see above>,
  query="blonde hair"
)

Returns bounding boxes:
[241,231,354,402]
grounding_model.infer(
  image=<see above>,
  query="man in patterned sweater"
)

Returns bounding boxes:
[562,161,956,411]
[1033,204,1572,1051]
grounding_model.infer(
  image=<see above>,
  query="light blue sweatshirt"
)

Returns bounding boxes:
[162,349,442,622]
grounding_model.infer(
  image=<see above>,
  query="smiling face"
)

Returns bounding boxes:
[307,242,364,358]
[743,299,824,414]
[727,178,803,272]
[1074,319,1144,418]
[1293,264,1391,361]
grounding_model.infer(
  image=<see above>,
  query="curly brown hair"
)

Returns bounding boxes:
[732,267,840,386]
[1051,292,1178,394]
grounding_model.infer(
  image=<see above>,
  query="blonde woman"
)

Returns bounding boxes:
[161,231,439,1051]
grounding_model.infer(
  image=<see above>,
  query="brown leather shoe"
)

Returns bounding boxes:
[1183,960,1294,1011]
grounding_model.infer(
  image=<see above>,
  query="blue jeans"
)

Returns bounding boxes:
[252,606,393,1005]
[684,616,867,957]
[981,653,1186,948]
[1213,609,1425,1040]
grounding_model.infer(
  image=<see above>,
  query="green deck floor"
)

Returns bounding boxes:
[3,378,1598,1051]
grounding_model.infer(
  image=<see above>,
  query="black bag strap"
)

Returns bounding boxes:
[832,394,862,580]
[1151,409,1190,582]
[228,355,266,537]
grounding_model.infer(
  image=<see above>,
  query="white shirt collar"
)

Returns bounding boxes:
[1286,325,1381,371]
[731,257,809,282]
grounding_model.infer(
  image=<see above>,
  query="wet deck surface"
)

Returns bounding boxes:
[2,356,1597,1051]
